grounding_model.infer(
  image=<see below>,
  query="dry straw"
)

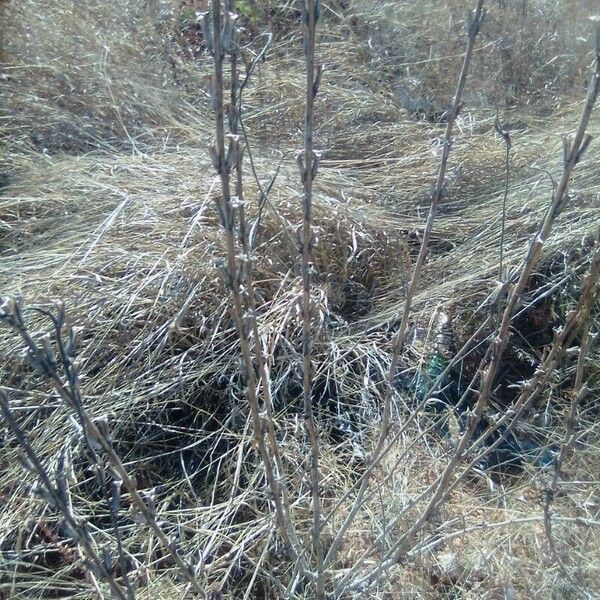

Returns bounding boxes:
[1,1,600,598]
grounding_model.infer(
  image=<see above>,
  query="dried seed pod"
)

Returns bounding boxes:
[55,446,71,507]
[39,333,56,371]
[467,6,486,37]
[494,115,512,150]
[225,135,239,172]
[295,224,304,254]
[66,326,84,355]
[563,138,572,166]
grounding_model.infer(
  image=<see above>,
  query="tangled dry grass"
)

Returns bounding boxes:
[1,1,600,598]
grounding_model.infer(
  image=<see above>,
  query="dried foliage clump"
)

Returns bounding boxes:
[1,1,600,599]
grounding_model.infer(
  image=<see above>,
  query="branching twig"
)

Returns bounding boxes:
[495,114,512,282]
[225,0,305,566]
[0,298,202,595]
[204,0,305,574]
[377,0,486,452]
[543,267,597,580]
[0,390,128,600]
[401,22,600,554]
[419,247,600,514]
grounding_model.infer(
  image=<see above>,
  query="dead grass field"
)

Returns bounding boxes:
[1,1,599,598]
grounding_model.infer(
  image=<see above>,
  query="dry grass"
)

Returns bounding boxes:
[1,0,600,598]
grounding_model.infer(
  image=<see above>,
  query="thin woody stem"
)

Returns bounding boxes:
[0,391,128,600]
[378,0,487,457]
[208,0,304,567]
[300,1,325,596]
[0,300,201,594]
[327,0,486,575]
[226,7,305,564]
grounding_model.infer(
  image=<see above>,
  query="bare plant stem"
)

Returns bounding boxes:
[226,8,305,564]
[376,0,486,454]
[495,115,512,282]
[299,1,325,596]
[405,21,600,547]
[423,248,600,512]
[324,317,492,568]
[0,299,202,594]
[0,391,128,600]
[326,0,486,576]
[206,0,303,569]
[228,31,295,252]
[350,245,600,583]
[427,22,600,513]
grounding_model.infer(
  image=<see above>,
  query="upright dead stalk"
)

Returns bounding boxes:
[418,17,600,530]
[0,392,128,600]
[224,0,304,564]
[423,247,600,511]
[298,0,325,596]
[205,0,302,567]
[427,22,600,514]
[378,0,486,452]
[495,115,512,282]
[325,0,486,573]
[543,250,599,579]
